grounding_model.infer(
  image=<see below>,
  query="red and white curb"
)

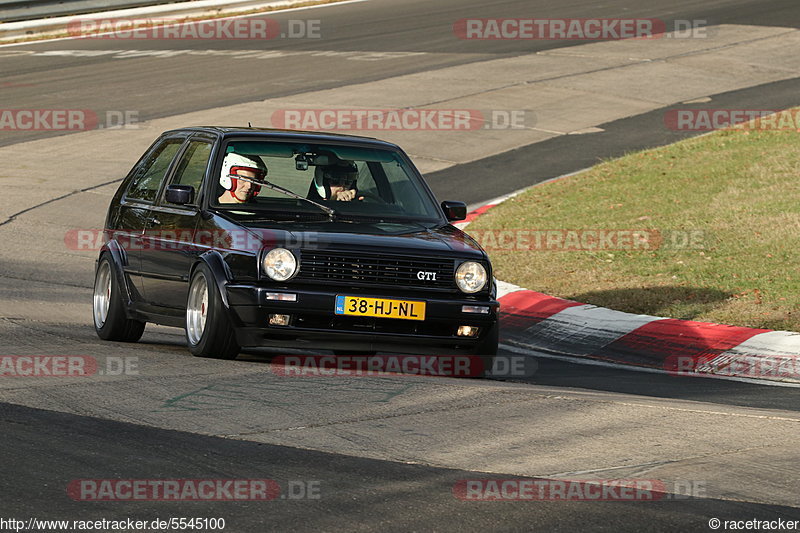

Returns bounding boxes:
[459,196,800,386]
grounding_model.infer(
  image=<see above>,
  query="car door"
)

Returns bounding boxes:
[118,136,186,298]
[140,135,215,310]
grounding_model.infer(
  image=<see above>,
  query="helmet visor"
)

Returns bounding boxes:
[326,170,357,188]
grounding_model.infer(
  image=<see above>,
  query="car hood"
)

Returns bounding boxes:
[240,220,486,258]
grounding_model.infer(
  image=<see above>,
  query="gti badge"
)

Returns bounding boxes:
[417,271,437,281]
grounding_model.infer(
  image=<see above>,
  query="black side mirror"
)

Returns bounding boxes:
[441,200,467,222]
[165,184,194,205]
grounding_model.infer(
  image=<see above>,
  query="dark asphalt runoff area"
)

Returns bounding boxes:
[2,0,800,530]
[2,402,799,533]
[432,76,800,205]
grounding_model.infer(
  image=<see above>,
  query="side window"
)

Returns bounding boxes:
[354,162,378,196]
[168,141,212,203]
[383,161,426,213]
[126,138,183,202]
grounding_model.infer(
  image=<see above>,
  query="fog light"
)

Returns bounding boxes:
[462,305,490,314]
[269,314,291,326]
[457,325,480,337]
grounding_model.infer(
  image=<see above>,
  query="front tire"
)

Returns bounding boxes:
[93,255,145,342]
[186,264,240,360]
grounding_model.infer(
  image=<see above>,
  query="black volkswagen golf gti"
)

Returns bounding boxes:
[93,127,499,370]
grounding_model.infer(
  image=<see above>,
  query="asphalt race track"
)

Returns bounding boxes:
[1,0,799,531]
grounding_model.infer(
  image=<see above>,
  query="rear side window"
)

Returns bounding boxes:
[126,138,183,202]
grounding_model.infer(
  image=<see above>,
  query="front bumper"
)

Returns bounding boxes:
[226,284,499,353]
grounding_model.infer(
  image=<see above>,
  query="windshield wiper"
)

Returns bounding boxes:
[235,176,337,221]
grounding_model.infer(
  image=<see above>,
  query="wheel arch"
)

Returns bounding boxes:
[97,240,134,308]
[190,250,234,311]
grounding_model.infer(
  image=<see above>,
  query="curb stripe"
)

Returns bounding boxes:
[717,330,800,357]
[465,184,800,384]
[498,290,582,330]
[601,319,770,368]
[461,203,497,225]
[503,303,661,357]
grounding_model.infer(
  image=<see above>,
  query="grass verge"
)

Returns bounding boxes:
[468,117,800,331]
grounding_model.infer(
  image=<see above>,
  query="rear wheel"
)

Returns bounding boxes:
[93,256,145,342]
[186,264,240,360]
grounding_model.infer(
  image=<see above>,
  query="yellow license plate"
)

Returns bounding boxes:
[335,295,426,320]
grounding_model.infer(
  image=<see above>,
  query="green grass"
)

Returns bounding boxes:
[468,122,800,331]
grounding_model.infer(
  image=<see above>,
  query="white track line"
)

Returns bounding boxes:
[0,0,370,48]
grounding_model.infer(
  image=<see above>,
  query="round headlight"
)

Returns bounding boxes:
[262,248,298,281]
[455,261,487,293]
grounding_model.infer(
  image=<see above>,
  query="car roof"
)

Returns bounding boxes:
[164,127,401,150]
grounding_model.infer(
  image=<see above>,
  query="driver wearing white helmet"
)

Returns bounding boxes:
[218,153,267,204]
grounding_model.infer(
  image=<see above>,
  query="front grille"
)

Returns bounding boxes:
[296,250,455,289]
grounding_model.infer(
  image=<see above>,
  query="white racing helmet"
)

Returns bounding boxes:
[220,153,267,196]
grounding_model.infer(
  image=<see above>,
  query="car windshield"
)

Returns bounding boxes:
[212,139,442,222]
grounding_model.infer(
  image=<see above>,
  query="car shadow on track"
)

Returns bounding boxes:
[501,351,800,412]
[567,286,731,320]
[131,323,798,413]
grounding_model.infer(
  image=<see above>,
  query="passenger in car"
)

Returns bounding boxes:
[218,153,268,204]
[308,161,363,202]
